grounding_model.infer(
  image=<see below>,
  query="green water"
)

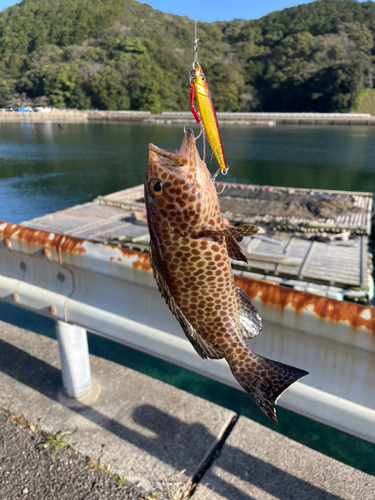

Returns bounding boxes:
[0,121,374,475]
[1,121,375,223]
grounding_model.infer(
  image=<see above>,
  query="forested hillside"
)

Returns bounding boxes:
[0,0,375,112]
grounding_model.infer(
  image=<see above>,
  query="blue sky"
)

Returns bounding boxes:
[138,0,321,22]
[137,0,369,22]
[0,0,369,22]
[0,0,16,12]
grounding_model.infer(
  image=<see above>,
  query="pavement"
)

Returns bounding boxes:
[0,320,375,500]
[0,410,147,500]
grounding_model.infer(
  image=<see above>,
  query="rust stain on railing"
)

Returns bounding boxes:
[118,246,152,272]
[0,222,86,256]
[0,221,152,271]
[2,222,373,333]
[235,275,375,334]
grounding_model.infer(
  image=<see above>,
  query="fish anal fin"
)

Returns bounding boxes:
[194,334,223,360]
[236,286,263,338]
[149,243,222,360]
[226,236,248,263]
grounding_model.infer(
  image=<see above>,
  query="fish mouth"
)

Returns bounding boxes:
[148,129,196,164]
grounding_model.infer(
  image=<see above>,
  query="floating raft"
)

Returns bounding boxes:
[24,184,374,304]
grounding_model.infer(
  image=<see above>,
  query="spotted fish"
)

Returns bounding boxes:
[145,129,308,422]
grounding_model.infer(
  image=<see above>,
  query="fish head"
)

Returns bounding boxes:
[145,128,219,237]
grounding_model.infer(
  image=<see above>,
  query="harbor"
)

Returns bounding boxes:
[2,0,375,496]
[0,179,374,441]
[0,121,375,497]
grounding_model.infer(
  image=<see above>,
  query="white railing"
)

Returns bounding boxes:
[1,221,375,443]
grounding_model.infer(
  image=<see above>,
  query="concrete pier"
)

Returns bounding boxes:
[0,110,375,126]
[0,320,374,498]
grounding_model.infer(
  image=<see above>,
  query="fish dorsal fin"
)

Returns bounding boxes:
[236,286,263,339]
[149,243,223,360]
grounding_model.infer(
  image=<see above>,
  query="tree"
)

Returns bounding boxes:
[90,66,130,110]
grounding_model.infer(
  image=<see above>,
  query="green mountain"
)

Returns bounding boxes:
[0,0,374,112]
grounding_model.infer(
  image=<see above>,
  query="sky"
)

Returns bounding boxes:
[0,0,369,22]
[136,0,369,22]
[138,0,327,22]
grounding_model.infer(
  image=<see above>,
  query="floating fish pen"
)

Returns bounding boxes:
[24,183,374,304]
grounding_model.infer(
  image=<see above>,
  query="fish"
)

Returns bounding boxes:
[190,63,228,174]
[145,129,308,423]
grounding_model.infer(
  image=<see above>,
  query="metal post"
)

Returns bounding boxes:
[55,320,92,398]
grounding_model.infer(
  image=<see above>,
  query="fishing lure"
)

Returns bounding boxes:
[189,38,229,175]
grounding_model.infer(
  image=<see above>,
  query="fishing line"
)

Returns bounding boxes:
[202,126,206,163]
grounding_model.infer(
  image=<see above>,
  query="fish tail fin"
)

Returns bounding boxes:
[228,350,308,423]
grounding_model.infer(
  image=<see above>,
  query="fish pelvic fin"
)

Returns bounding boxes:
[237,286,263,339]
[228,349,308,423]
[149,243,222,360]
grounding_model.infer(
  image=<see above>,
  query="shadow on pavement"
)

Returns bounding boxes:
[0,338,344,500]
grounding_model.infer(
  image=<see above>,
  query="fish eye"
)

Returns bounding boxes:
[200,73,205,81]
[150,178,164,197]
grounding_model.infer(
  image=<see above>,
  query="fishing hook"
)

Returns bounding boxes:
[211,163,229,194]
[211,168,221,183]
[211,169,227,194]
[195,122,204,140]
[216,183,227,195]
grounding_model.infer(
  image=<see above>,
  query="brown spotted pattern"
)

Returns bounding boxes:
[145,129,307,423]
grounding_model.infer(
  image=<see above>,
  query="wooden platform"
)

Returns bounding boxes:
[23,184,374,304]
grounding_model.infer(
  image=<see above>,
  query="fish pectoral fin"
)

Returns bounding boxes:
[191,227,248,262]
[150,243,222,360]
[192,224,258,243]
[236,286,263,339]
[225,236,248,263]
[221,224,259,242]
[191,228,224,242]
